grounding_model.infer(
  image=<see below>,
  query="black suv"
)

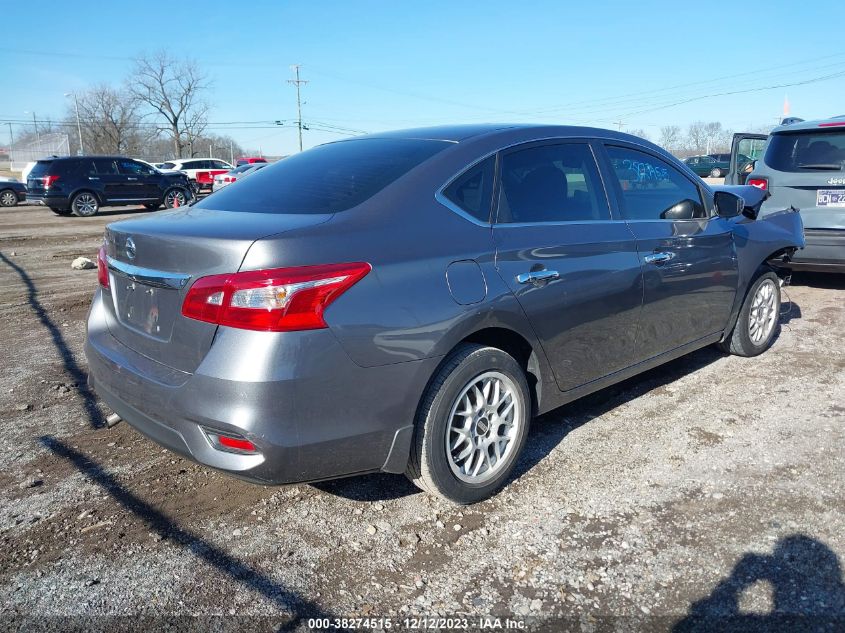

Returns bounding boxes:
[27,156,193,217]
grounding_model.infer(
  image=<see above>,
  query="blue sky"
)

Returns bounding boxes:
[3,0,845,155]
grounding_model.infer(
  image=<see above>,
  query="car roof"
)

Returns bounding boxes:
[333,123,661,146]
[770,115,845,134]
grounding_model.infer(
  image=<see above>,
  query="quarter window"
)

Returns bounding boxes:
[606,146,706,220]
[442,156,495,222]
[497,143,609,223]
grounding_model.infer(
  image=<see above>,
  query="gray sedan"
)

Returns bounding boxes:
[85,124,804,504]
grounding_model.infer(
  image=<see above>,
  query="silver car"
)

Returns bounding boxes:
[86,124,803,504]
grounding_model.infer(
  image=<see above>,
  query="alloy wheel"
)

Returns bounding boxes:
[73,193,98,216]
[446,371,521,484]
[748,278,778,345]
[165,190,186,208]
[1,191,16,206]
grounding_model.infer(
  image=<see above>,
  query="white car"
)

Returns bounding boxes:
[158,158,233,193]
[212,162,269,192]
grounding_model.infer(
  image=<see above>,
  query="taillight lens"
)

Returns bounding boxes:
[747,178,768,190]
[43,175,60,188]
[182,262,371,331]
[97,246,110,288]
[201,427,259,455]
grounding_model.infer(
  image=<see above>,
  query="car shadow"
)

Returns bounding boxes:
[0,250,105,429]
[39,435,341,630]
[789,272,845,290]
[673,534,845,632]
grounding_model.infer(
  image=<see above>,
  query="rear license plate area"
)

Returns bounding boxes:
[816,189,845,207]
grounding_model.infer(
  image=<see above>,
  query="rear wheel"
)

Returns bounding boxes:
[50,207,72,216]
[719,271,780,357]
[71,192,99,217]
[406,344,531,504]
[0,189,17,207]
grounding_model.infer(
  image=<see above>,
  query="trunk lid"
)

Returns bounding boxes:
[102,207,332,372]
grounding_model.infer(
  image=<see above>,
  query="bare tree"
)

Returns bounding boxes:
[658,125,681,151]
[128,51,210,158]
[628,128,650,142]
[65,85,142,155]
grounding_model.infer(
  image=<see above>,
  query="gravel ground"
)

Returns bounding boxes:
[1,203,843,632]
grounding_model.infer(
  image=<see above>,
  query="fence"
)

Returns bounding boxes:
[10,133,70,172]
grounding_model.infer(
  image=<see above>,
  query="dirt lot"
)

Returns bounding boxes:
[1,203,843,632]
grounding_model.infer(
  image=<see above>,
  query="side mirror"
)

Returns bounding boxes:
[660,199,697,220]
[714,191,744,218]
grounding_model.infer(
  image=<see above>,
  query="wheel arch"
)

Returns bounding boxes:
[69,188,104,206]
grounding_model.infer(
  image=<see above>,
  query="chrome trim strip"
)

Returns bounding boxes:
[106,257,192,290]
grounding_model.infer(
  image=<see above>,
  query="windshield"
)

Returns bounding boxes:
[765,130,845,171]
[195,138,450,214]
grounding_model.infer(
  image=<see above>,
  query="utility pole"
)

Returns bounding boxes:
[230,139,234,165]
[65,93,84,155]
[287,64,308,152]
[7,122,13,150]
[613,120,625,131]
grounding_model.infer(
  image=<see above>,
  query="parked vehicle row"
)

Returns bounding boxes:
[26,156,194,216]
[157,158,234,194]
[86,124,804,505]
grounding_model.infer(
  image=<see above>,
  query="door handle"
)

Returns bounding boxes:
[516,270,560,285]
[643,252,675,265]
[126,177,138,181]
[88,177,100,180]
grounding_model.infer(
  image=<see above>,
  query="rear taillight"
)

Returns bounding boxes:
[747,178,768,191]
[97,246,110,288]
[42,175,60,188]
[224,176,235,183]
[182,262,371,332]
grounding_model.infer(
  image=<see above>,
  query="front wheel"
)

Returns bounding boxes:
[719,271,781,357]
[406,344,531,504]
[163,188,188,208]
[71,192,99,217]
[0,189,18,207]
[709,167,723,178]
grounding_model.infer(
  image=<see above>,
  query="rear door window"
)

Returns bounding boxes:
[94,159,119,175]
[765,131,845,172]
[442,156,495,222]
[605,146,706,220]
[194,138,450,214]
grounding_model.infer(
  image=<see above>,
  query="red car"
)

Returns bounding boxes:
[235,156,268,166]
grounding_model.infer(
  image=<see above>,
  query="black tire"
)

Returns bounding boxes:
[163,188,188,209]
[406,343,531,504]
[144,203,161,211]
[50,207,73,216]
[0,189,18,207]
[70,191,99,217]
[718,271,781,357]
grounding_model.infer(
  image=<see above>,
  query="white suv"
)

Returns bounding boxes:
[159,158,233,193]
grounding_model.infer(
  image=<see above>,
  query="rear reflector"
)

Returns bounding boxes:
[182,262,371,331]
[201,427,259,454]
[747,178,768,191]
[97,246,110,288]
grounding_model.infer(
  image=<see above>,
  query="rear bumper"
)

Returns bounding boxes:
[786,229,845,272]
[85,290,437,484]
[27,193,70,209]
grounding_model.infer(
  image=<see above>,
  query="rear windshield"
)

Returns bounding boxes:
[765,130,845,172]
[28,161,55,178]
[196,138,450,214]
